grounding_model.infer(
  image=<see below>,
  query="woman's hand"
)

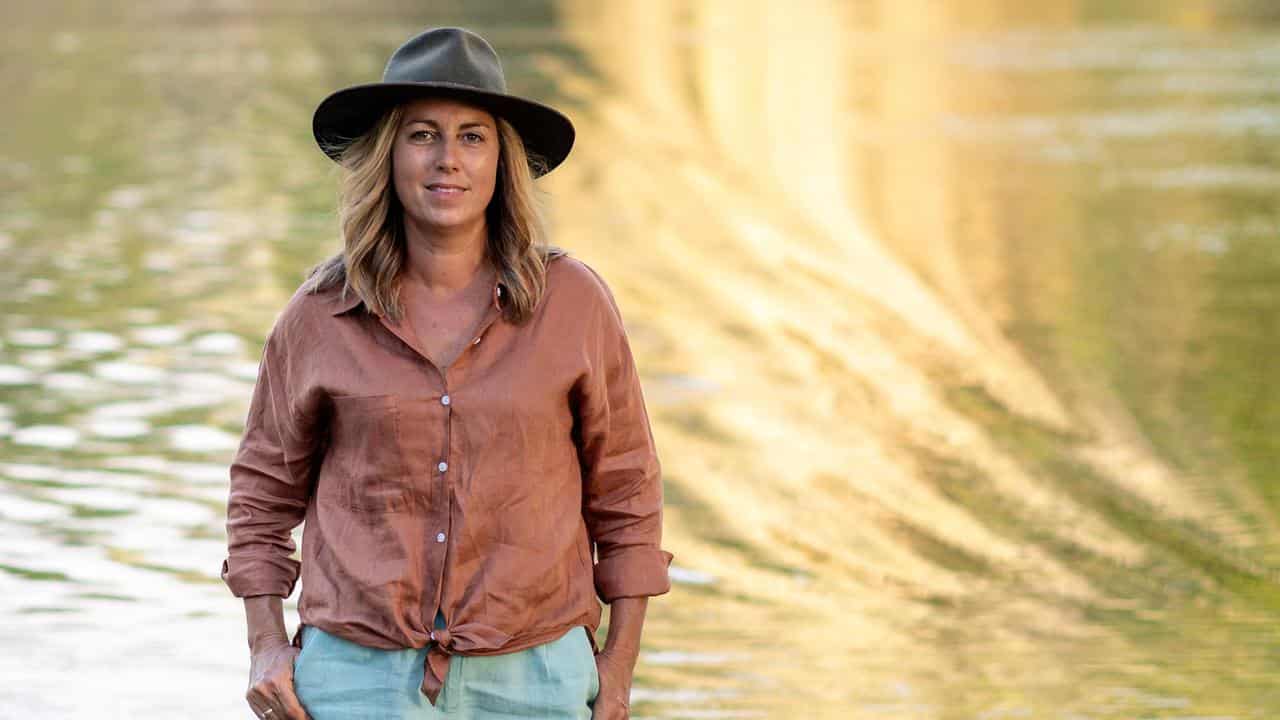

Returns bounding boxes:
[246,633,309,720]
[592,649,633,720]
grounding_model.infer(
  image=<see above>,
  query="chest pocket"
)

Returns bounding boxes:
[326,394,411,513]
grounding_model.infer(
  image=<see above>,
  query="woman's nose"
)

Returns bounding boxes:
[434,138,460,171]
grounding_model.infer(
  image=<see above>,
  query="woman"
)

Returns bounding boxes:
[221,27,672,720]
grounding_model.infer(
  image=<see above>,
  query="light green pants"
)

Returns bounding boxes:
[294,624,600,719]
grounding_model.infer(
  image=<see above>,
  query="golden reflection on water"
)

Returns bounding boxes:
[548,1,1089,711]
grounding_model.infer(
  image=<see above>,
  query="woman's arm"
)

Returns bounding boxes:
[569,264,673,719]
[223,313,325,720]
[222,320,323,600]
[572,267,673,603]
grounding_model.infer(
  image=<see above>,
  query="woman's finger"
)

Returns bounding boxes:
[259,681,299,717]
[248,686,290,720]
[246,695,274,719]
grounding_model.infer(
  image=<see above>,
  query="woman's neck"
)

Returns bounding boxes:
[401,221,492,297]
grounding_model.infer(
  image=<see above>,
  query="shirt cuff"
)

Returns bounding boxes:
[593,547,674,602]
[221,555,300,598]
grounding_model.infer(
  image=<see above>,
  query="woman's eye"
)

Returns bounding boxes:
[463,132,484,143]
[410,130,434,141]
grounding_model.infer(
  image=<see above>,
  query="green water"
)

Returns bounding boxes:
[2,1,1280,717]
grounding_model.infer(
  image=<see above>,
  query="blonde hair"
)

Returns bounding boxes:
[304,102,564,323]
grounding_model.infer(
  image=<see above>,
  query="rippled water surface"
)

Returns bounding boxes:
[4,1,1280,718]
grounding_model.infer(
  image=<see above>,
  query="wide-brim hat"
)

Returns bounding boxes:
[312,27,575,176]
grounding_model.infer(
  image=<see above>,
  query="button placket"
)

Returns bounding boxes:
[433,379,454,595]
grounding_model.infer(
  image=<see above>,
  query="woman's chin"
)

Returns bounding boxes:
[408,211,485,235]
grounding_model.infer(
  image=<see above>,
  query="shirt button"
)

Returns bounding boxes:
[440,394,451,406]
[436,532,446,543]
[437,461,448,472]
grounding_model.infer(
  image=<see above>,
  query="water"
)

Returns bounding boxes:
[3,1,1280,717]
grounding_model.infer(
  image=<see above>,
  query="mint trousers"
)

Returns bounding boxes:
[294,624,600,719]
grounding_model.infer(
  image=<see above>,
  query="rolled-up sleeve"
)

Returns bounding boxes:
[573,268,673,603]
[221,317,325,598]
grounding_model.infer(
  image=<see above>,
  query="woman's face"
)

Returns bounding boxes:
[391,96,500,239]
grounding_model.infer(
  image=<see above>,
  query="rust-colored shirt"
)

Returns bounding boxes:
[221,255,672,703]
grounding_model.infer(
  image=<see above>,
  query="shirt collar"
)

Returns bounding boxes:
[330,290,364,316]
[330,280,507,316]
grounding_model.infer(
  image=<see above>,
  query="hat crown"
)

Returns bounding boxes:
[382,27,507,94]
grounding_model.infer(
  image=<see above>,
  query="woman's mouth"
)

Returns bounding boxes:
[427,184,466,195]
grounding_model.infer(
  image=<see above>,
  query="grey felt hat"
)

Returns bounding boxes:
[312,27,575,175]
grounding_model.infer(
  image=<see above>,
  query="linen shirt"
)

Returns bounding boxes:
[221,255,672,704]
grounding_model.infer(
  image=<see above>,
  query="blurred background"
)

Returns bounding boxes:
[2,0,1280,717]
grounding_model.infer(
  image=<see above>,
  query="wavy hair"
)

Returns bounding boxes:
[303,102,564,323]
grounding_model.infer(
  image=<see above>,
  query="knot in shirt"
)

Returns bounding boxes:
[428,627,453,652]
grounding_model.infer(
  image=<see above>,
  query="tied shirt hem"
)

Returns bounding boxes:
[418,622,587,705]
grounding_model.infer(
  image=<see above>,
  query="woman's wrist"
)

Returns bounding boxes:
[244,595,290,652]
[600,596,648,671]
[250,631,291,654]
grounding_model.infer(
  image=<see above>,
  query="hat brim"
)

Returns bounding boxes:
[312,82,575,176]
